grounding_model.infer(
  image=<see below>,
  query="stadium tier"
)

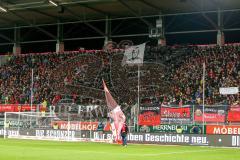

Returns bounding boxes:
[0,45,239,106]
[1,1,240,160]
[0,44,239,127]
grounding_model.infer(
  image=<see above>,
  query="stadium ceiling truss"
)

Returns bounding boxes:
[0,0,240,48]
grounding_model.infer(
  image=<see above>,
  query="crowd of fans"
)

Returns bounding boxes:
[0,44,239,111]
[168,45,240,105]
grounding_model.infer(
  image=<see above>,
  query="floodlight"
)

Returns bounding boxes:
[0,6,7,12]
[49,0,58,7]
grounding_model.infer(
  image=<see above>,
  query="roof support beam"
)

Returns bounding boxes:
[1,27,240,47]
[211,0,223,8]
[0,33,13,42]
[79,4,108,15]
[0,43,14,46]
[36,27,57,39]
[201,13,218,29]
[9,11,57,39]
[21,28,34,41]
[189,0,218,29]
[64,7,105,36]
[1,8,240,30]
[165,29,217,35]
[7,1,58,20]
[29,9,59,20]
[0,16,15,25]
[139,0,162,11]
[118,0,153,27]
[111,19,125,34]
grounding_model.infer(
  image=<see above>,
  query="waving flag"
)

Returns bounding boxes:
[103,80,126,142]
[122,43,146,66]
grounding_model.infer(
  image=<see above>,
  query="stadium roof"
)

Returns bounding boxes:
[0,0,240,28]
[0,0,240,52]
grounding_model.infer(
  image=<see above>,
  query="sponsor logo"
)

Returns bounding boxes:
[153,124,188,133]
[207,125,240,135]
[53,121,102,131]
[190,136,208,145]
[144,134,189,143]
[0,129,19,136]
[0,120,30,128]
[232,136,240,147]
[139,125,151,132]
[161,106,191,118]
[36,130,75,139]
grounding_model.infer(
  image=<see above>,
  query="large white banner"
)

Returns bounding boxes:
[122,43,145,65]
[219,87,239,95]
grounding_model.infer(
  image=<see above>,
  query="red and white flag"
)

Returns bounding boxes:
[103,80,126,142]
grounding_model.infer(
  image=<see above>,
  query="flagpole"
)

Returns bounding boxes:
[137,64,140,132]
[30,68,34,128]
[202,62,206,134]
[30,68,34,112]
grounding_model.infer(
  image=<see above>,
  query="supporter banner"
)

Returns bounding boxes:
[228,104,240,122]
[138,124,204,134]
[122,43,145,65]
[138,105,161,126]
[0,119,3,126]
[228,112,240,122]
[0,105,14,112]
[206,125,240,135]
[0,104,39,112]
[52,121,111,131]
[219,87,239,95]
[0,119,31,128]
[160,105,192,124]
[229,104,240,112]
[194,105,227,122]
[20,105,37,111]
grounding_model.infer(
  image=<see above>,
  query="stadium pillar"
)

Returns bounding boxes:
[158,37,166,46]
[56,22,64,53]
[56,42,64,53]
[104,15,111,46]
[217,8,225,46]
[13,27,21,55]
[157,15,166,46]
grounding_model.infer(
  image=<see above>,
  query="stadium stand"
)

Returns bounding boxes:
[0,44,239,110]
